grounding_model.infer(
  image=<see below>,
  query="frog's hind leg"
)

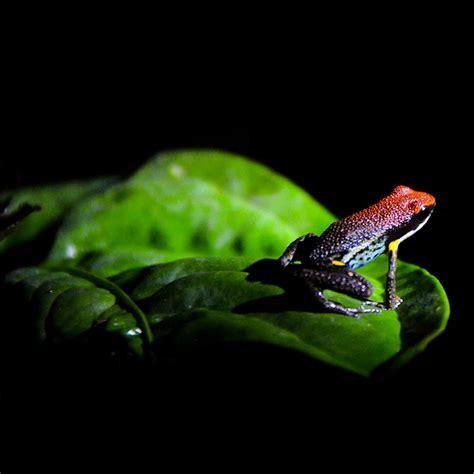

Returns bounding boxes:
[293,267,381,318]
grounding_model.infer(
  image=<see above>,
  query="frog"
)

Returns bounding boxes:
[278,185,436,317]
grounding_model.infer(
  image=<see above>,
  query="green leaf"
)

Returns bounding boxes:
[112,256,255,300]
[0,178,116,256]
[47,150,335,269]
[3,266,146,356]
[2,255,448,377]
[71,248,198,278]
[0,203,40,242]
[0,151,449,377]
[119,256,448,376]
[153,309,399,377]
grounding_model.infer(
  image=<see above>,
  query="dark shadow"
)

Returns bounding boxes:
[234,258,326,314]
[0,223,58,272]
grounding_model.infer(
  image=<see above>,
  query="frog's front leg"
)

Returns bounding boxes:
[385,240,403,310]
[279,233,317,267]
[290,267,381,318]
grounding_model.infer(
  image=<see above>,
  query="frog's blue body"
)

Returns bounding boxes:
[294,233,388,270]
[341,239,387,269]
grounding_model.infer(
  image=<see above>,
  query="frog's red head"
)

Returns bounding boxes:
[390,185,436,216]
[332,184,435,243]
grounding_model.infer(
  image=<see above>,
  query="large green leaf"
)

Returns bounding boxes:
[126,256,448,376]
[47,150,335,266]
[2,256,449,377]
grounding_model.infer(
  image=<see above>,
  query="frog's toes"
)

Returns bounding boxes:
[386,295,403,310]
[356,306,382,315]
[363,300,386,310]
[339,308,361,318]
[338,306,380,318]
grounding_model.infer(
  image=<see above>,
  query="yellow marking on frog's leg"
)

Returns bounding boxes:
[388,240,399,253]
[331,260,345,267]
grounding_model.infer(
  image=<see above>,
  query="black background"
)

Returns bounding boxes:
[2,27,471,459]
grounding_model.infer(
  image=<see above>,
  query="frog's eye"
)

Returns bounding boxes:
[408,200,420,213]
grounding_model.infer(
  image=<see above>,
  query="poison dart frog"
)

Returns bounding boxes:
[279,185,435,317]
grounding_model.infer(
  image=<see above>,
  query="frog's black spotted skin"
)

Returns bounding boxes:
[279,185,435,317]
[289,267,373,299]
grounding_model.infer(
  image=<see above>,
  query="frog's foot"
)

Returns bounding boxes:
[363,300,386,309]
[365,296,403,310]
[387,295,403,310]
[340,306,381,319]
[312,289,381,318]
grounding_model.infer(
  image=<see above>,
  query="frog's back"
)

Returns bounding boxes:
[312,213,390,268]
